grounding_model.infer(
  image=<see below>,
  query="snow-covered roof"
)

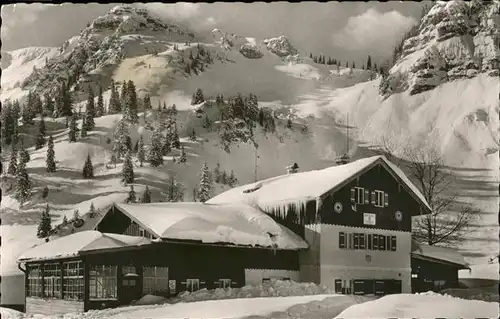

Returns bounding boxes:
[113,202,308,250]
[17,231,150,262]
[411,241,469,269]
[207,156,431,214]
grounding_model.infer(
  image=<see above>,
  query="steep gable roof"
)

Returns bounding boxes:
[109,202,308,250]
[411,240,470,269]
[207,155,431,215]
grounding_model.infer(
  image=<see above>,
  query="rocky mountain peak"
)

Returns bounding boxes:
[263,35,298,57]
[380,0,499,97]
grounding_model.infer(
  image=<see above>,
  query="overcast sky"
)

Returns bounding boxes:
[1,2,426,64]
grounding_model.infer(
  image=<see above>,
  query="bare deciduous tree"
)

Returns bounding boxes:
[376,135,479,247]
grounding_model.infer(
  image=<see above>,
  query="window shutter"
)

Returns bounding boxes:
[371,191,376,205]
[339,232,346,249]
[364,189,369,204]
[350,188,355,202]
[384,193,389,207]
[368,234,372,250]
[391,236,397,251]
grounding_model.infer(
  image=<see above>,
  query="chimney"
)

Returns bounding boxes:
[286,162,299,174]
[335,153,350,165]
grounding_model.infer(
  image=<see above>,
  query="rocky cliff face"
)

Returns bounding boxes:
[380,0,499,97]
[20,5,193,98]
[263,35,298,58]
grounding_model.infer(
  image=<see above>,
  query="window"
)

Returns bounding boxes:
[386,236,391,251]
[63,261,84,301]
[186,279,200,292]
[351,187,366,204]
[391,236,397,251]
[89,265,117,300]
[367,234,372,250]
[359,234,366,249]
[27,264,42,297]
[334,279,342,294]
[379,235,386,250]
[339,232,346,249]
[143,266,169,295]
[43,263,62,298]
[373,190,387,208]
[218,279,232,289]
[348,233,353,249]
[353,233,359,249]
[373,234,378,250]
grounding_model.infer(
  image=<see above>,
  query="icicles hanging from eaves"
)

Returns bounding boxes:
[260,198,310,224]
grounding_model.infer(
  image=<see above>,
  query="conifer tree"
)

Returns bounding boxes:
[137,135,145,167]
[178,146,187,163]
[19,140,30,165]
[141,185,151,203]
[124,80,139,124]
[61,81,73,117]
[88,202,97,218]
[109,80,121,114]
[43,93,54,117]
[8,147,18,175]
[120,80,127,106]
[112,119,129,159]
[34,117,46,149]
[171,125,180,149]
[125,135,132,152]
[22,102,34,126]
[85,85,95,130]
[68,115,77,142]
[142,94,151,110]
[246,93,259,124]
[213,162,221,183]
[189,128,197,141]
[366,55,372,70]
[73,209,80,221]
[352,61,356,68]
[258,108,265,127]
[1,103,15,145]
[310,53,313,59]
[127,185,136,203]
[122,151,134,184]
[80,120,88,138]
[220,170,228,185]
[286,118,293,129]
[62,215,68,225]
[197,161,212,202]
[46,135,56,173]
[15,159,32,204]
[165,175,184,202]
[191,88,205,105]
[148,127,164,167]
[228,170,238,187]
[37,204,52,238]
[96,85,104,117]
[82,153,94,179]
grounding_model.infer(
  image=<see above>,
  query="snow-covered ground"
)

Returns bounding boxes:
[334,292,499,319]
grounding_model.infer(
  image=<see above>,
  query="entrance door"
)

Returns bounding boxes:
[121,274,141,304]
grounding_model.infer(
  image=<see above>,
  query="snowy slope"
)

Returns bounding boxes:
[0,46,60,101]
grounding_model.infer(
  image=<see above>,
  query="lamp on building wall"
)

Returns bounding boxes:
[365,254,372,263]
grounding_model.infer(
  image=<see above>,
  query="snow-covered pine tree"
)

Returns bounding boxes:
[37,204,52,238]
[8,147,18,175]
[46,135,56,173]
[61,81,73,117]
[1,103,15,145]
[21,102,34,126]
[189,128,197,141]
[178,146,187,163]
[62,215,68,225]
[82,153,94,179]
[191,88,205,105]
[141,185,151,203]
[122,151,134,184]
[171,125,180,149]
[96,85,104,117]
[109,80,121,114]
[133,140,139,154]
[15,159,32,204]
[112,119,130,159]
[34,116,46,149]
[228,170,238,187]
[202,115,212,130]
[80,120,88,138]
[19,140,30,165]
[43,93,54,117]
[366,55,372,70]
[213,162,221,183]
[165,175,184,202]
[137,135,145,167]
[127,185,136,203]
[171,104,178,117]
[143,94,151,110]
[85,85,95,130]
[73,209,80,221]
[246,93,259,124]
[69,115,77,142]
[148,127,164,167]
[125,135,132,152]
[124,80,139,124]
[197,161,212,202]
[220,170,228,185]
[120,80,127,107]
[258,108,265,127]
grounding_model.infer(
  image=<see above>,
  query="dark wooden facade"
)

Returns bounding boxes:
[23,240,299,313]
[411,256,465,293]
[262,160,429,234]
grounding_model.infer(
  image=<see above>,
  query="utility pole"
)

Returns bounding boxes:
[254,145,259,182]
[346,113,349,155]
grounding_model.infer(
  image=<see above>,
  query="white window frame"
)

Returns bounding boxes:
[374,190,385,207]
[186,279,200,292]
[354,187,365,205]
[218,279,231,289]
